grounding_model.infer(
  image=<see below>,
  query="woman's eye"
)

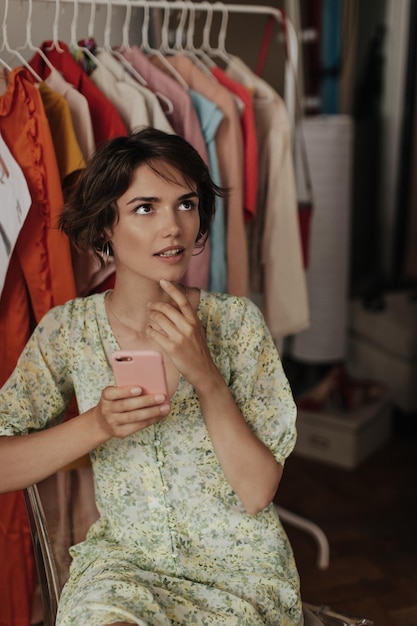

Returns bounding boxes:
[135,204,153,215]
[179,200,195,211]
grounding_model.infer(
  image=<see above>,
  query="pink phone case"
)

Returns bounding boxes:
[111,350,168,396]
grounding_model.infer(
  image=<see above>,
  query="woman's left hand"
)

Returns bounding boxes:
[145,279,216,388]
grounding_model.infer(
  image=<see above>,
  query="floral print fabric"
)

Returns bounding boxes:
[0,290,302,625]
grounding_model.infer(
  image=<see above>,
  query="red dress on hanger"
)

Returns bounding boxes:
[29,41,128,147]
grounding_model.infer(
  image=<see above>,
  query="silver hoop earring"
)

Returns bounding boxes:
[192,239,206,257]
[101,241,111,267]
[191,232,208,256]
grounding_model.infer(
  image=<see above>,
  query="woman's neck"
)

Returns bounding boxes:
[107,279,188,333]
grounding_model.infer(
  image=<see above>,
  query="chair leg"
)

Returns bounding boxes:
[274,504,330,569]
[303,602,374,625]
[23,485,61,626]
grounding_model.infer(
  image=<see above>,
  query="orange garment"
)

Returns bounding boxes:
[0,67,77,626]
[0,68,76,381]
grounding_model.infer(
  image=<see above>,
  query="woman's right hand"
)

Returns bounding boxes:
[94,386,171,439]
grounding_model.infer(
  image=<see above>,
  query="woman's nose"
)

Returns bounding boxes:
[161,209,181,235]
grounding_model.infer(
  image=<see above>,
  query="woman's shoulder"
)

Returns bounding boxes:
[37,292,107,336]
[200,290,262,314]
[199,290,265,328]
[42,292,106,319]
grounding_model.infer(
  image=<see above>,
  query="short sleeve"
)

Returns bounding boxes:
[226,297,297,465]
[0,306,74,436]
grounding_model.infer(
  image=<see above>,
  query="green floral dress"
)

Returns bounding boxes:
[0,290,303,626]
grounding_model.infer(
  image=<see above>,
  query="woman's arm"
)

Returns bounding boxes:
[146,280,287,515]
[0,386,170,494]
[195,367,283,514]
[0,409,105,493]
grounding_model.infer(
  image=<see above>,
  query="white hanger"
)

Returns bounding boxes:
[20,0,58,76]
[0,1,12,73]
[140,2,190,93]
[108,0,149,87]
[140,4,156,55]
[87,0,97,42]
[203,0,268,100]
[69,0,100,70]
[174,1,216,78]
[196,1,217,69]
[136,4,175,114]
[176,0,190,52]
[158,0,215,81]
[158,1,173,56]
[102,0,114,53]
[100,0,174,115]
[210,1,233,67]
[0,0,43,82]
[45,0,65,53]
[0,57,12,73]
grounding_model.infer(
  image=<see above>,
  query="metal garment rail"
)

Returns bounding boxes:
[12,0,298,124]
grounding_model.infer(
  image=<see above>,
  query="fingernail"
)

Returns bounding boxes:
[160,404,170,413]
[130,387,142,395]
[154,394,165,402]
[160,279,170,287]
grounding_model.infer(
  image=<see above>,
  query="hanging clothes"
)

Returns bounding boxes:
[119,45,209,159]
[211,65,258,223]
[225,56,310,339]
[38,82,86,185]
[43,67,96,162]
[84,47,175,134]
[0,65,78,626]
[188,90,227,293]
[29,41,128,147]
[103,50,175,133]
[186,89,226,292]
[0,66,77,380]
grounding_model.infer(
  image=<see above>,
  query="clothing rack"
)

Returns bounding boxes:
[2,0,328,569]
[3,0,299,126]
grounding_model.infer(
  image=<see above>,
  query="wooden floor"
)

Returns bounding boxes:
[275,414,417,626]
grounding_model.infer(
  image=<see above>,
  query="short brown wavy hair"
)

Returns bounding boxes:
[59,127,225,265]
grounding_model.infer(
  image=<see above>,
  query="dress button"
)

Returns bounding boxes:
[156,460,163,467]
[154,439,161,446]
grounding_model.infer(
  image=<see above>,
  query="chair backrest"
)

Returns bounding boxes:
[23,484,61,626]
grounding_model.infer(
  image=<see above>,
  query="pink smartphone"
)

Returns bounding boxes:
[111,350,168,396]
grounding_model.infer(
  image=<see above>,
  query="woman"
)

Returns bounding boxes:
[0,128,302,625]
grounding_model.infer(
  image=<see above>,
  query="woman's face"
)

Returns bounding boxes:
[109,162,200,285]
